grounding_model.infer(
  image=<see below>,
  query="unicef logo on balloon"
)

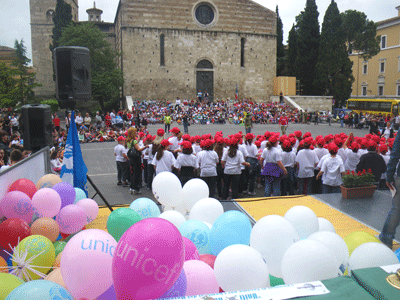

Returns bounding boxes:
[190,229,208,247]
[14,198,32,215]
[179,220,211,255]
[49,286,72,300]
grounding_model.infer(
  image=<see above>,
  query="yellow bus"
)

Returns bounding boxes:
[347,98,400,116]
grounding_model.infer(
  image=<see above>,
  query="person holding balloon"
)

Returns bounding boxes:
[152,139,176,175]
[221,137,250,200]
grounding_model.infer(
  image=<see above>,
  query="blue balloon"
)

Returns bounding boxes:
[6,280,73,300]
[74,188,87,203]
[209,210,252,256]
[129,197,160,219]
[179,220,211,254]
[395,248,400,262]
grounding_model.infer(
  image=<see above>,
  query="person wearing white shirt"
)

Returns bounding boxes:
[379,144,390,188]
[110,110,116,125]
[344,142,361,172]
[75,112,83,127]
[260,135,287,197]
[243,133,259,195]
[114,136,129,186]
[281,140,296,195]
[197,141,219,198]
[221,139,250,199]
[168,127,182,153]
[313,140,329,194]
[316,143,345,194]
[295,138,319,195]
[152,139,176,175]
[174,141,198,186]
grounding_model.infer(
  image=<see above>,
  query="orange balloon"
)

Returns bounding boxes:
[45,268,66,288]
[53,252,62,268]
[36,174,62,190]
[31,218,60,242]
[0,257,8,273]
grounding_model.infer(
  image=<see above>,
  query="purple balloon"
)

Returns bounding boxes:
[160,270,187,299]
[97,285,117,300]
[52,182,76,209]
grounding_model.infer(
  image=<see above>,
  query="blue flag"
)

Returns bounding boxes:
[60,111,88,196]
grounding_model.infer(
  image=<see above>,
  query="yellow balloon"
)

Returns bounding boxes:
[12,235,55,281]
[344,231,380,256]
[0,273,24,300]
[36,174,62,190]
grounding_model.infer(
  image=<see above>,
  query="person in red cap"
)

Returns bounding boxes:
[295,137,319,195]
[114,136,129,187]
[278,112,289,135]
[281,139,296,195]
[174,141,198,186]
[243,133,258,195]
[379,144,390,189]
[152,139,176,176]
[221,138,250,199]
[144,135,156,189]
[316,143,345,194]
[356,140,386,184]
[168,127,182,156]
[260,134,287,197]
[197,139,219,198]
[343,141,361,172]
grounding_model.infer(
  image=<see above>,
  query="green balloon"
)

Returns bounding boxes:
[53,241,67,257]
[269,275,285,287]
[0,273,24,300]
[107,208,142,241]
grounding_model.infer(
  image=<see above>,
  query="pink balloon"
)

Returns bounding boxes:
[183,260,220,296]
[183,237,200,261]
[1,191,33,222]
[56,204,86,234]
[112,218,184,300]
[32,188,62,218]
[76,198,99,224]
[61,229,117,300]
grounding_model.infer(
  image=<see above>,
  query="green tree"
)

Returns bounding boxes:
[276,5,285,76]
[59,22,124,111]
[0,62,18,107]
[11,39,41,104]
[286,24,298,77]
[295,0,320,95]
[314,0,354,108]
[341,10,380,60]
[50,0,73,53]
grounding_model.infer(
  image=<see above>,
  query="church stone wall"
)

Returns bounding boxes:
[121,28,275,101]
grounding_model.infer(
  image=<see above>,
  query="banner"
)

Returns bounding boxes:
[170,281,329,300]
[60,111,88,196]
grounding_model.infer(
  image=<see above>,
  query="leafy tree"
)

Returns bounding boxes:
[59,22,124,111]
[314,0,354,108]
[341,10,380,60]
[276,5,285,76]
[295,0,320,95]
[11,39,41,105]
[286,24,298,77]
[0,62,18,107]
[50,0,73,53]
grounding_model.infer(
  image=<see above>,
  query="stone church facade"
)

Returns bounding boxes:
[30,0,277,102]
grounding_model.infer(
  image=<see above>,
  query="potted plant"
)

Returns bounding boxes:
[341,169,377,199]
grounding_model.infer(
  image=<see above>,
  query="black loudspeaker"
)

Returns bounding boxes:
[21,104,53,152]
[54,46,91,109]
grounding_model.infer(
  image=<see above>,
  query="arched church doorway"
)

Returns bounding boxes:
[196,59,214,103]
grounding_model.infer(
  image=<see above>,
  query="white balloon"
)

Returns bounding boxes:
[214,244,269,292]
[281,239,338,284]
[189,198,224,225]
[163,205,188,217]
[152,172,183,207]
[250,215,300,278]
[308,231,349,275]
[284,206,319,239]
[203,222,212,229]
[159,210,187,229]
[182,179,209,211]
[348,242,399,274]
[318,218,336,233]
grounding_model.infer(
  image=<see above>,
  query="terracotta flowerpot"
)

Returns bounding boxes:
[340,185,377,199]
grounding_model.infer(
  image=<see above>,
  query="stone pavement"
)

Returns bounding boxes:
[81,121,370,211]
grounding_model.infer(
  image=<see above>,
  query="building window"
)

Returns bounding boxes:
[46,10,54,22]
[381,35,387,49]
[380,61,385,73]
[195,3,215,25]
[96,16,99,21]
[362,86,367,96]
[240,38,245,68]
[378,85,384,96]
[160,34,165,66]
[362,62,368,75]
[397,84,400,96]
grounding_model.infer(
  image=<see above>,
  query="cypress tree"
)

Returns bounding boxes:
[50,0,73,52]
[286,24,298,78]
[276,5,285,76]
[295,0,320,95]
[314,0,354,107]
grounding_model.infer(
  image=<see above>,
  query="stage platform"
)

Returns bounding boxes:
[89,190,399,250]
